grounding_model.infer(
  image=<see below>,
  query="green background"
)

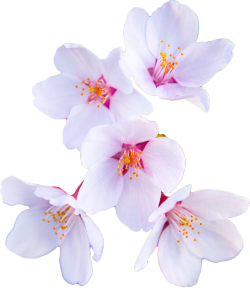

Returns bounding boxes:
[0,0,246,287]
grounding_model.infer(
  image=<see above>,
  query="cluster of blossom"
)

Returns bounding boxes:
[1,0,249,287]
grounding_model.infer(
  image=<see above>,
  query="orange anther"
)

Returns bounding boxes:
[59,220,62,223]
[81,93,84,96]
[47,220,50,223]
[194,239,197,242]
[177,240,180,243]
[178,47,181,50]
[130,177,133,180]
[42,219,45,221]
[168,44,170,47]
[75,85,78,88]
[118,173,121,176]
[161,40,164,43]
[62,234,64,237]
[195,217,198,220]
[179,230,181,233]
[200,222,203,226]
[136,174,139,177]
[87,102,90,104]
[198,232,201,234]
[140,151,143,154]
[55,232,58,235]
[181,53,184,56]
[53,227,56,230]
[97,105,100,108]
[186,236,188,238]
[44,212,47,215]
[87,78,90,80]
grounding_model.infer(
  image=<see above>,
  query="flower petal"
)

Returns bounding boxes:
[100,47,133,94]
[181,189,249,221]
[109,89,153,121]
[121,49,157,95]
[143,137,185,193]
[157,83,209,112]
[63,103,115,150]
[81,124,124,168]
[183,218,243,263]
[78,158,123,214]
[60,216,92,286]
[135,215,167,271]
[149,185,192,222]
[116,170,161,232]
[124,8,155,68]
[158,225,201,287]
[54,44,101,80]
[33,73,87,119]
[35,186,77,209]
[118,118,159,145]
[173,39,235,87]
[1,176,43,207]
[146,1,198,58]
[6,204,60,258]
[81,213,104,262]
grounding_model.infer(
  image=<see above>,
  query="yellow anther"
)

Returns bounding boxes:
[161,40,164,43]
[125,157,130,164]
[168,44,170,47]
[89,87,94,94]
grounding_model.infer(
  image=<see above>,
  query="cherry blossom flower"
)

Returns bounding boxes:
[135,185,249,287]
[78,118,185,231]
[122,0,234,112]
[1,177,104,286]
[33,44,153,150]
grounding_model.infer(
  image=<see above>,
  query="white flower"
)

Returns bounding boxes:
[135,185,249,287]
[33,45,153,150]
[1,177,104,286]
[122,0,234,111]
[78,118,185,231]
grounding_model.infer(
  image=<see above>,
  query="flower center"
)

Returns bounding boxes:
[75,78,114,108]
[117,147,143,180]
[151,40,184,85]
[168,205,202,243]
[42,204,76,240]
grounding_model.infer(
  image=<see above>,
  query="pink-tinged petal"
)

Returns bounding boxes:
[1,176,43,207]
[78,158,123,214]
[54,44,101,80]
[135,215,167,271]
[157,83,209,112]
[182,190,249,221]
[183,218,243,263]
[63,103,115,150]
[158,225,201,287]
[110,89,153,121]
[60,216,92,286]
[118,118,159,145]
[149,185,192,222]
[143,137,185,193]
[6,204,61,258]
[116,170,161,232]
[33,73,88,119]
[81,213,104,262]
[35,186,77,209]
[124,8,155,68]
[100,47,133,94]
[174,39,235,87]
[121,49,157,95]
[147,1,198,58]
[81,124,124,168]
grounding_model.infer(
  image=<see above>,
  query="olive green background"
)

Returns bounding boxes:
[0,0,246,287]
